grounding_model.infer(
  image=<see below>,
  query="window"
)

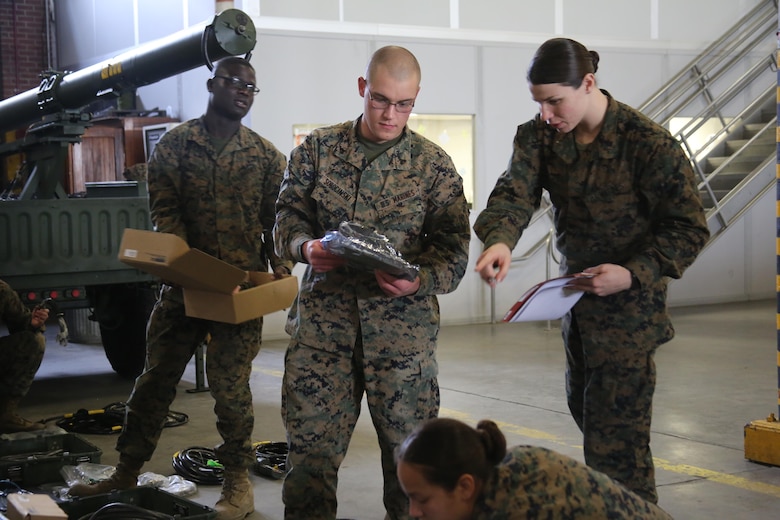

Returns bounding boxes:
[407,114,474,205]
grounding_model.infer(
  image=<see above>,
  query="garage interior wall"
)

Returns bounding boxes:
[50,0,774,338]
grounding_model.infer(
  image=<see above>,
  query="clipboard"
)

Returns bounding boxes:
[503,274,587,323]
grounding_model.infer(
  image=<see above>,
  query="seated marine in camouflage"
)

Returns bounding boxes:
[0,279,49,433]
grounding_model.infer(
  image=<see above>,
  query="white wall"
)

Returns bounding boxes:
[51,0,776,339]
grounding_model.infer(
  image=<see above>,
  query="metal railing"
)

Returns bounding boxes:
[638,0,776,124]
[639,0,777,238]
[489,228,557,323]
[487,193,557,322]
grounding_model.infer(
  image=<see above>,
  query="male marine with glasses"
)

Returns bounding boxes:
[274,45,471,519]
[69,57,292,520]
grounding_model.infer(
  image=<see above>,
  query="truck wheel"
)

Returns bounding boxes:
[88,284,157,379]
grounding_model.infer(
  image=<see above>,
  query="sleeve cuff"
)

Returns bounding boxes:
[291,237,310,264]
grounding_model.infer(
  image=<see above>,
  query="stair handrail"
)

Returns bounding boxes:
[700,116,776,190]
[673,56,776,162]
[684,85,775,168]
[489,227,559,323]
[674,64,774,214]
[485,191,557,323]
[645,27,774,128]
[705,156,776,246]
[638,0,776,123]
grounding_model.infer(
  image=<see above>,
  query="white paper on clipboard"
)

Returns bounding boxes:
[503,275,587,323]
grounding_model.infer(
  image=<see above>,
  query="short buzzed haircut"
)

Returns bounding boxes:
[213,56,255,76]
[365,46,421,84]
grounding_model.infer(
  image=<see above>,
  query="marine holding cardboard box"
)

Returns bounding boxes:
[69,57,293,520]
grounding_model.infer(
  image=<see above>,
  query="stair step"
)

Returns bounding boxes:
[707,154,769,173]
[724,139,775,155]
[744,122,773,138]
[701,172,747,190]
[699,189,730,208]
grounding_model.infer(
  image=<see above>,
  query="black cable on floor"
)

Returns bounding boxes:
[40,402,188,435]
[171,447,223,485]
[171,441,289,484]
[253,441,288,480]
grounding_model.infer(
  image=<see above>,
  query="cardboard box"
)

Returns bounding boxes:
[118,229,298,324]
[6,494,67,520]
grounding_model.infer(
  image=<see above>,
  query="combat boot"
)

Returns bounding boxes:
[215,468,254,520]
[68,454,143,497]
[0,398,45,433]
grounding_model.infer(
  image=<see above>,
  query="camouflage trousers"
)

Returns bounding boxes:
[281,338,440,520]
[564,313,658,503]
[116,285,263,469]
[0,330,45,399]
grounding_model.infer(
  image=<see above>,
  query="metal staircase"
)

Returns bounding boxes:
[637,0,777,241]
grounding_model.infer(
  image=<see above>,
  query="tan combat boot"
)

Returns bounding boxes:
[215,468,254,520]
[0,398,45,433]
[68,454,143,497]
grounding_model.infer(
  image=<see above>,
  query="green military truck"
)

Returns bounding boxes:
[0,9,256,377]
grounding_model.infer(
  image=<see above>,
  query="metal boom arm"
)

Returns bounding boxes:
[0,8,256,135]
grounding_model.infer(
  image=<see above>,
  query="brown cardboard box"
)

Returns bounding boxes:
[6,494,67,520]
[118,228,298,324]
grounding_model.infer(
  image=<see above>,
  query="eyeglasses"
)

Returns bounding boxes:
[365,89,415,113]
[213,75,260,94]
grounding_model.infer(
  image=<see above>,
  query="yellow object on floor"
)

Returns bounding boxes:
[744,413,780,466]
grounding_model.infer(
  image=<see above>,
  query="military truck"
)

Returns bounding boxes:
[0,9,256,377]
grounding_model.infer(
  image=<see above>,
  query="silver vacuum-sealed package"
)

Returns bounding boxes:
[320,221,420,281]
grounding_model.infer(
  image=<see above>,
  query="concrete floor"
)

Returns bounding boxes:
[12,298,780,519]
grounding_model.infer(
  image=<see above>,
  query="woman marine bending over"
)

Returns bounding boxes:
[395,417,674,519]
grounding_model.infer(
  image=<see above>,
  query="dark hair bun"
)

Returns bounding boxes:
[475,419,507,465]
[589,50,600,74]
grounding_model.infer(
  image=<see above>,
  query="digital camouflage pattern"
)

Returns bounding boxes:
[119,291,263,468]
[564,337,657,502]
[274,118,471,519]
[474,92,709,502]
[0,280,45,400]
[115,118,290,470]
[473,446,673,519]
[149,118,290,273]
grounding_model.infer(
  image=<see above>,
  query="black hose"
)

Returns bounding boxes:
[41,403,188,435]
[171,447,223,485]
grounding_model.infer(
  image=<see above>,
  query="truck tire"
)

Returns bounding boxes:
[88,283,157,379]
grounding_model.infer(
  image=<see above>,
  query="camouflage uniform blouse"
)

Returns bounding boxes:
[274,118,471,357]
[148,117,290,274]
[473,92,709,366]
[0,280,35,333]
[473,446,673,519]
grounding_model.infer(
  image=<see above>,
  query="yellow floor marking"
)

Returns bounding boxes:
[654,459,780,498]
[255,367,284,378]
[440,408,780,498]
